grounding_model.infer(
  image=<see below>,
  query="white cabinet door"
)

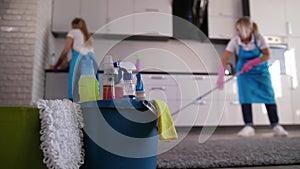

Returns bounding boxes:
[174,75,215,101]
[288,37,300,124]
[52,0,80,32]
[249,0,287,36]
[133,0,172,37]
[219,77,243,126]
[52,0,107,34]
[81,0,107,33]
[142,74,180,115]
[275,75,293,124]
[208,0,242,17]
[174,100,213,126]
[208,16,239,39]
[285,0,300,37]
[221,100,243,126]
[106,0,134,35]
[208,0,243,39]
[45,72,69,99]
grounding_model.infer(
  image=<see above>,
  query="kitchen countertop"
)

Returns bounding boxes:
[45,69,223,75]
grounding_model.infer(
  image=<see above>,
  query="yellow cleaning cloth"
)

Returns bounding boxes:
[154,100,178,142]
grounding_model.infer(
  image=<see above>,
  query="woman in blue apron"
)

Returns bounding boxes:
[217,16,288,137]
[54,18,98,101]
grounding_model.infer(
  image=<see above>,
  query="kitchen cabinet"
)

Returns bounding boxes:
[285,0,300,37]
[249,0,286,37]
[44,72,295,125]
[249,0,300,37]
[52,0,80,33]
[288,37,300,124]
[142,74,240,126]
[208,0,243,39]
[133,0,172,36]
[81,0,107,33]
[274,75,294,124]
[44,72,68,99]
[52,0,107,33]
[219,76,244,126]
[249,0,300,125]
[105,0,134,35]
[52,0,172,36]
[105,0,173,36]
[142,74,180,115]
[169,74,217,126]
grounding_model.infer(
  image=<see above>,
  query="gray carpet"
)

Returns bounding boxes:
[157,134,300,169]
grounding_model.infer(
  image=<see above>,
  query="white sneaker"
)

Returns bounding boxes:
[273,125,288,137]
[237,125,255,137]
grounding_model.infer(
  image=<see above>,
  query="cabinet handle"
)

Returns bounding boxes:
[230,101,239,105]
[144,8,159,12]
[140,31,160,35]
[194,76,207,80]
[150,75,166,80]
[287,22,293,35]
[150,87,166,91]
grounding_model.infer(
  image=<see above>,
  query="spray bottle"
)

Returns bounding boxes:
[102,55,115,100]
[119,61,136,98]
[113,61,123,99]
[135,54,146,100]
[78,58,100,102]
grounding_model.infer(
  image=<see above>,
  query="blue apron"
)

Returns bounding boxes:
[68,49,98,100]
[236,35,275,104]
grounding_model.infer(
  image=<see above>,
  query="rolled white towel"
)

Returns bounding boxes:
[37,99,84,169]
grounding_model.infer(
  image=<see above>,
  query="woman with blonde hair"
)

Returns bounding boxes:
[54,17,96,101]
[217,16,288,137]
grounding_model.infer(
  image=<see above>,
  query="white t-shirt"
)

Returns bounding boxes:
[226,34,269,55]
[67,29,94,55]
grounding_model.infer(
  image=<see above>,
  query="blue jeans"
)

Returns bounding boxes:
[241,104,279,126]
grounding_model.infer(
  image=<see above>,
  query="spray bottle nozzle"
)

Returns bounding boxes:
[119,62,136,77]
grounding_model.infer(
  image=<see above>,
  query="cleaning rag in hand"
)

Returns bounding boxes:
[154,100,178,142]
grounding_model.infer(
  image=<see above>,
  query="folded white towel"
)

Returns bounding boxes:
[37,99,84,169]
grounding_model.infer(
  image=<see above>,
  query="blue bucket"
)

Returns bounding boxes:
[80,99,158,169]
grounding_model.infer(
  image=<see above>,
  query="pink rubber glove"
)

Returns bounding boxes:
[217,66,225,89]
[240,58,261,73]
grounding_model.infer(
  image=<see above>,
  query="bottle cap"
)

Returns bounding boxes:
[135,54,141,72]
[113,61,120,68]
[104,55,113,64]
[103,55,114,74]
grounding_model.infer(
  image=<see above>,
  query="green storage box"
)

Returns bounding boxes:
[0,107,47,169]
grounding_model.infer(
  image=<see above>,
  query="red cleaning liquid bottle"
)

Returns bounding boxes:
[102,55,115,100]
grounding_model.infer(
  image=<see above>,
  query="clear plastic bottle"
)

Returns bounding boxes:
[120,61,136,98]
[48,52,56,70]
[102,55,115,100]
[78,59,100,102]
[122,72,135,98]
